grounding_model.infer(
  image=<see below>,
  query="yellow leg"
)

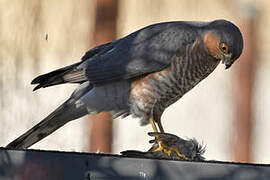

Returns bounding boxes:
[149,117,159,140]
[149,117,158,133]
[157,118,164,133]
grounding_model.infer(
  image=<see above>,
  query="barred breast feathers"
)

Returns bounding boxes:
[129,36,220,125]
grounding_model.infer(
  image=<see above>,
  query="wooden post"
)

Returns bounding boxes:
[89,0,118,153]
[233,4,257,162]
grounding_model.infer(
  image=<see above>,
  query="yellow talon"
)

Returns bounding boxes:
[152,141,165,152]
[149,115,188,160]
[152,141,189,160]
[168,146,189,160]
[163,148,171,156]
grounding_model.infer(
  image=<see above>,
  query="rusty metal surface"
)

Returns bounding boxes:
[1,148,270,180]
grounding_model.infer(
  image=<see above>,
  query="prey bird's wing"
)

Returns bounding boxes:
[6,82,93,149]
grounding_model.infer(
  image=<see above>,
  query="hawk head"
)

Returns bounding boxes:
[203,19,244,69]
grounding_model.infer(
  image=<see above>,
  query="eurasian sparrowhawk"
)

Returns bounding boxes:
[7,19,243,158]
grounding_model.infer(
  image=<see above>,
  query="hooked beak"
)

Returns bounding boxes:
[225,61,233,69]
[221,54,233,70]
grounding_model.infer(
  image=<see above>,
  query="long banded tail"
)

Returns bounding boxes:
[6,99,88,149]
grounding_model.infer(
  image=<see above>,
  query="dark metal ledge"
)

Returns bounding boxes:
[1,147,270,180]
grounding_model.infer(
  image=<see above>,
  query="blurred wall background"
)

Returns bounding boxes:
[1,0,270,163]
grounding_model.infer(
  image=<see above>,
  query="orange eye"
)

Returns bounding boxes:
[220,43,229,54]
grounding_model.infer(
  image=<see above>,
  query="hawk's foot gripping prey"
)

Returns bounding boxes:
[6,19,243,150]
[148,118,187,159]
[151,138,189,160]
[121,132,205,161]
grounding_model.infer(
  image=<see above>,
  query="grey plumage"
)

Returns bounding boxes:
[6,19,243,149]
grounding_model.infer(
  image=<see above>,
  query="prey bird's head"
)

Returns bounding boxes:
[203,19,243,69]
